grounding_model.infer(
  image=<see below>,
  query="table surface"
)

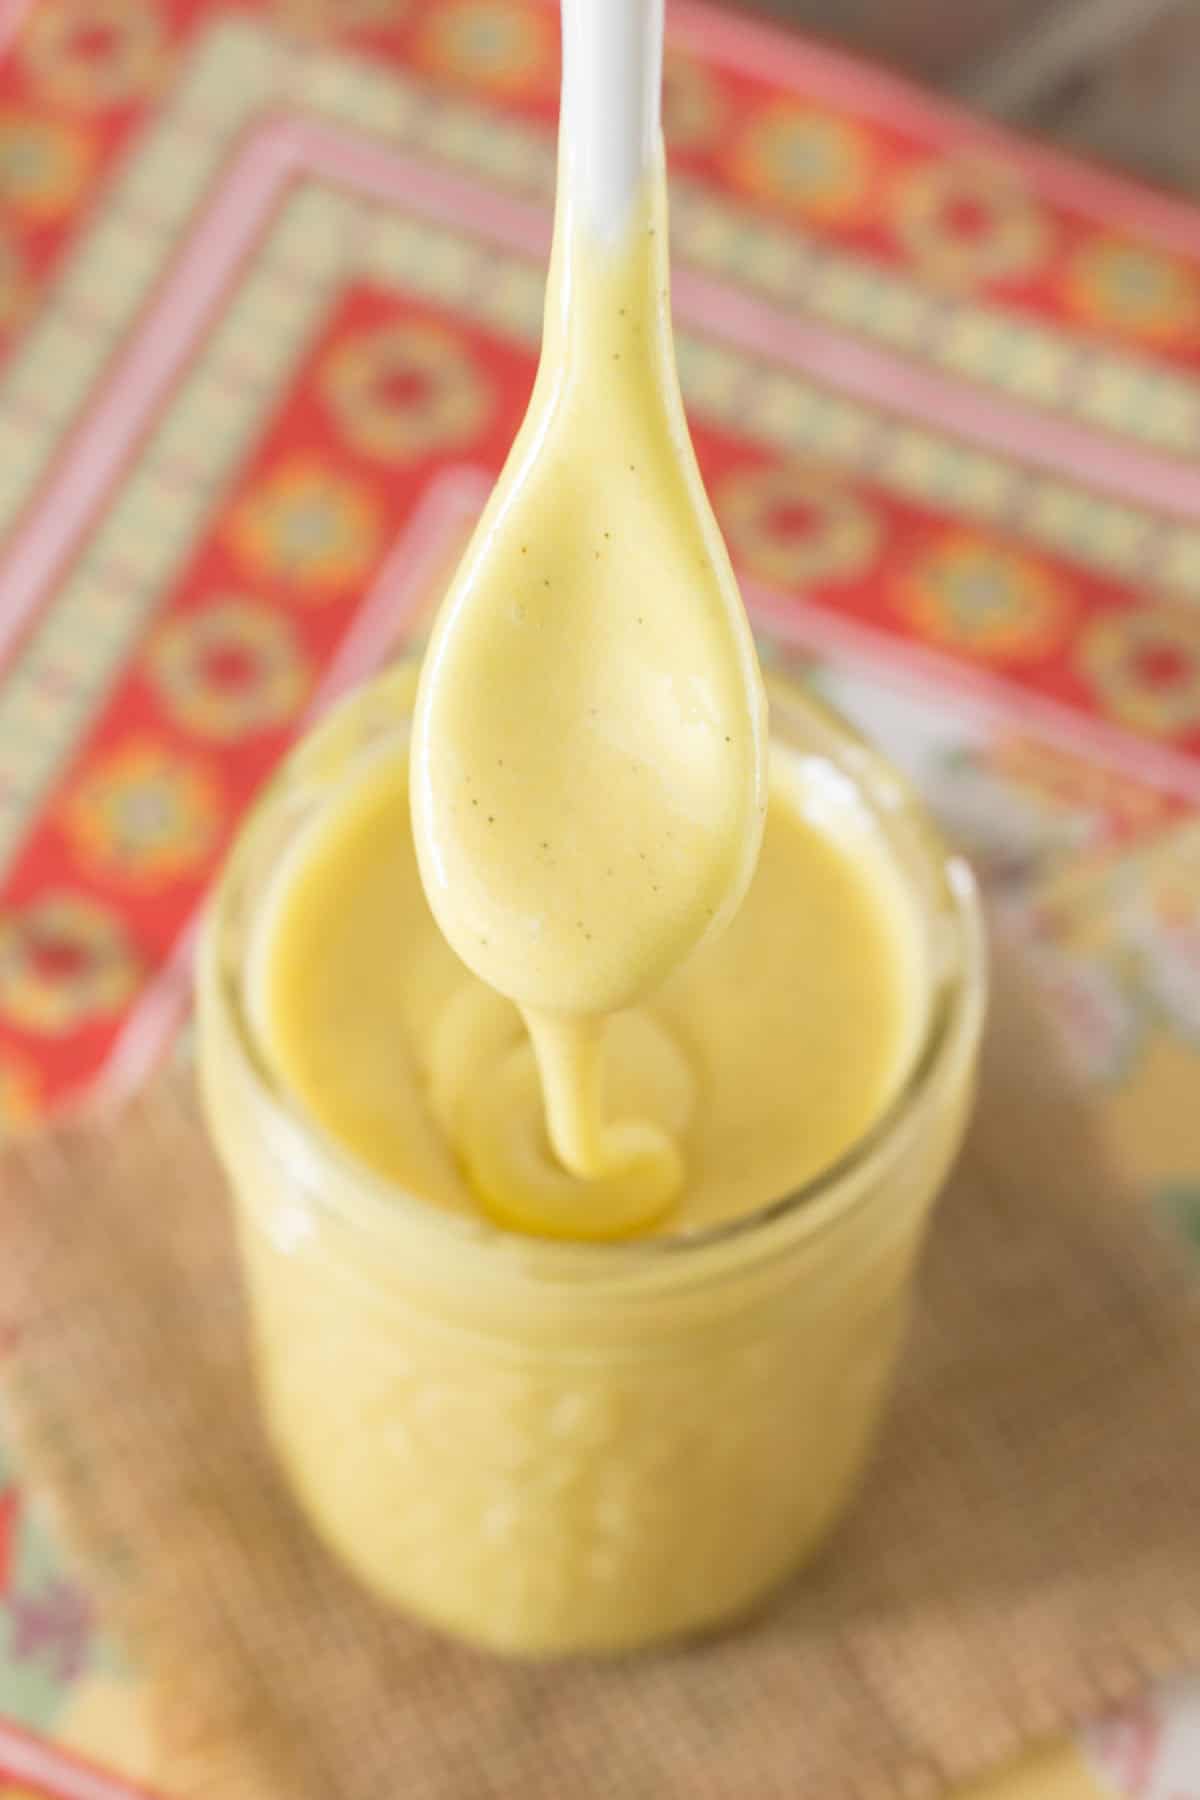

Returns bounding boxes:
[1,2,1200,1796]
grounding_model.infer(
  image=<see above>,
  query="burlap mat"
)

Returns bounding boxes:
[2,938,1199,1800]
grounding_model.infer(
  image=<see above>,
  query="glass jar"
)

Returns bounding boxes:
[197,660,985,1656]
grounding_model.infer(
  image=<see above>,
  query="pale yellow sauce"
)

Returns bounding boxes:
[256,740,922,1240]
[410,162,766,1235]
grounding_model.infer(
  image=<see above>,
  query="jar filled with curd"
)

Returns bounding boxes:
[198,660,984,1657]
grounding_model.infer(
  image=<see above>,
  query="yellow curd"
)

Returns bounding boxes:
[199,665,983,1655]
[410,150,766,1236]
[257,717,920,1241]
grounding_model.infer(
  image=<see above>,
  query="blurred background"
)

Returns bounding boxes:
[743,0,1198,195]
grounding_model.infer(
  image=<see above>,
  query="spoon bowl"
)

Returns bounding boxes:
[411,0,767,1020]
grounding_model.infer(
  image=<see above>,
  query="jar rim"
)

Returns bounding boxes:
[200,659,987,1282]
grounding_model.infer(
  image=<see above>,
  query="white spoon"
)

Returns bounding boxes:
[411,0,766,1208]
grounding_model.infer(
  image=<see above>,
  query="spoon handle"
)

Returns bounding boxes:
[559,0,664,244]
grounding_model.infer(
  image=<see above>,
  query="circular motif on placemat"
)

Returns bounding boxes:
[1080,607,1200,738]
[0,892,140,1035]
[416,0,555,97]
[662,51,726,155]
[19,0,165,112]
[716,461,882,590]
[0,112,92,220]
[892,531,1072,662]
[725,102,872,223]
[890,153,1050,290]
[322,321,493,466]
[60,738,224,888]
[1064,238,1199,345]
[147,599,310,743]
[227,456,381,596]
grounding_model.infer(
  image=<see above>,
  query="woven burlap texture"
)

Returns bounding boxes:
[2,942,1199,1800]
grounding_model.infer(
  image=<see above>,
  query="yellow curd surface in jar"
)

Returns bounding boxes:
[257,732,922,1241]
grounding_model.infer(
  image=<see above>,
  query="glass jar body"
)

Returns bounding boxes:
[198,663,984,1655]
